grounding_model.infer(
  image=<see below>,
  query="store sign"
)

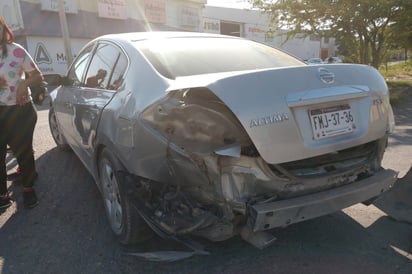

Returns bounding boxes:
[248,26,264,34]
[98,0,127,20]
[202,18,220,34]
[41,0,78,14]
[144,0,166,24]
[27,37,89,75]
[245,24,269,41]
[0,0,24,31]
[179,6,199,27]
[186,0,206,3]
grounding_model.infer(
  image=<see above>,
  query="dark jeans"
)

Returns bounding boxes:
[0,102,37,195]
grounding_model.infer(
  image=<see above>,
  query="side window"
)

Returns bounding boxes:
[84,43,128,90]
[66,45,94,86]
[108,51,127,90]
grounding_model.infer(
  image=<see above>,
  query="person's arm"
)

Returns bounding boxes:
[25,69,44,87]
[16,69,44,106]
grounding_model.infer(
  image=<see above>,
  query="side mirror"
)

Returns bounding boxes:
[61,76,71,86]
[43,74,63,86]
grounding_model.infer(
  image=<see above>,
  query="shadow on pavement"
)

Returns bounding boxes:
[1,95,412,273]
[377,91,412,224]
[374,167,412,224]
[1,147,411,273]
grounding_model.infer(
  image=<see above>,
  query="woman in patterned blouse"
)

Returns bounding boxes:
[0,16,44,209]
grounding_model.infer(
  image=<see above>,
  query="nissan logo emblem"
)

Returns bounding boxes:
[318,68,335,84]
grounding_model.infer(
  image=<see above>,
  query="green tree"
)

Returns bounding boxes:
[389,0,412,60]
[251,0,404,68]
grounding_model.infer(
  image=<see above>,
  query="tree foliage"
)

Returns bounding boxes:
[251,0,410,68]
[389,0,412,58]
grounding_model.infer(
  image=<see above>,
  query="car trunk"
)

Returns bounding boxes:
[202,64,392,165]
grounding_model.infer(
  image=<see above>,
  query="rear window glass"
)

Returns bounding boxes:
[136,37,304,79]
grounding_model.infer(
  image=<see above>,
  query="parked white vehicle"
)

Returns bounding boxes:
[306,57,324,64]
[325,56,344,63]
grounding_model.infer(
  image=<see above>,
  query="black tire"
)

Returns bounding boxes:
[48,107,71,151]
[98,148,151,245]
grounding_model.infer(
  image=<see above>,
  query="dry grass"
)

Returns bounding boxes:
[379,61,412,107]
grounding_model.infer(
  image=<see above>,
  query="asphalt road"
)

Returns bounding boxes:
[0,98,411,274]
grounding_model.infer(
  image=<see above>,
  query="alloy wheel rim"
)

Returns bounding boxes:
[101,160,123,233]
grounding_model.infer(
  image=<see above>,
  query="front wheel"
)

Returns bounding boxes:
[98,148,151,244]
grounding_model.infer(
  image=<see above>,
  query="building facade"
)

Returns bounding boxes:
[202,5,337,61]
[0,1,336,75]
[1,0,206,74]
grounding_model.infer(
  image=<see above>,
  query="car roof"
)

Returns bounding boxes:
[98,31,240,43]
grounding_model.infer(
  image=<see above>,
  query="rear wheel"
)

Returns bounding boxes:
[48,107,70,150]
[98,148,151,244]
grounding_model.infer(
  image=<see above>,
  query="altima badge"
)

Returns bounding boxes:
[250,113,289,128]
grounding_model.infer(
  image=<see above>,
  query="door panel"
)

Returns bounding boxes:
[71,42,128,170]
[53,45,95,148]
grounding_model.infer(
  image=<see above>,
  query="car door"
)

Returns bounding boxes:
[71,41,128,170]
[53,44,95,147]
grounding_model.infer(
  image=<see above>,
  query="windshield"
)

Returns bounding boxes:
[136,36,305,79]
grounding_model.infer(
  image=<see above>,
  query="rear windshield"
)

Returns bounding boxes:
[136,37,304,79]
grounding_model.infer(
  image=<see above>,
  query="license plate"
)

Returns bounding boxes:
[309,104,356,140]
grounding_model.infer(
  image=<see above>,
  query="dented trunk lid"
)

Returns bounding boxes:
[171,64,393,164]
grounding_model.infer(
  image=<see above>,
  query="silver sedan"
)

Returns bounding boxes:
[48,32,397,249]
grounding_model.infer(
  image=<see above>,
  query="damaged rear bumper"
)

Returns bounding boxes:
[248,168,397,232]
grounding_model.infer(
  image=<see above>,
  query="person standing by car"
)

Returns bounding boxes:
[0,16,44,209]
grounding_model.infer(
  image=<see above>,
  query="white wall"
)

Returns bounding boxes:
[202,5,336,60]
[1,0,24,31]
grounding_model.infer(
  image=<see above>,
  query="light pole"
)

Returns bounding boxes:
[57,0,73,68]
